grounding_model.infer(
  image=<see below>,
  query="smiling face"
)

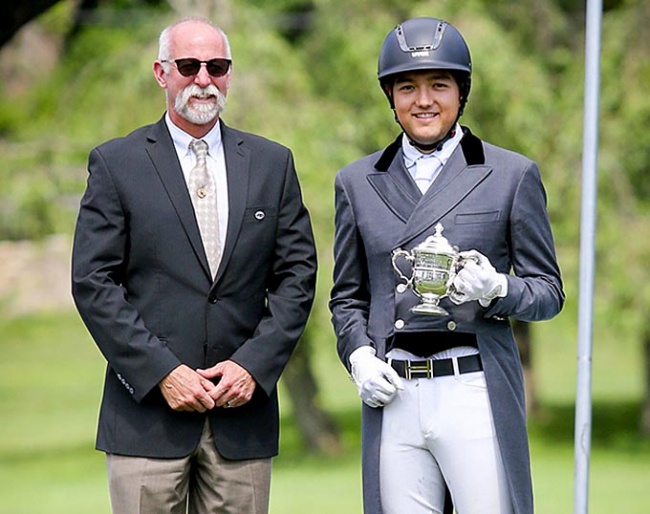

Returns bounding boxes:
[392,70,461,152]
[153,20,232,138]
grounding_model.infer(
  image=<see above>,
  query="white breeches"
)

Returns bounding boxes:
[380,348,513,514]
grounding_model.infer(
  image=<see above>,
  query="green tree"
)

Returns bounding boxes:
[2,0,650,444]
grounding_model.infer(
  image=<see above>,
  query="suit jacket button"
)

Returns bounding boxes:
[208,295,217,304]
[395,319,405,330]
[396,284,407,294]
[447,321,457,331]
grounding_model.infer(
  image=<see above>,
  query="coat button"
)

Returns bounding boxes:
[255,210,265,220]
[396,284,407,294]
[447,321,457,331]
[395,319,405,329]
[208,295,217,304]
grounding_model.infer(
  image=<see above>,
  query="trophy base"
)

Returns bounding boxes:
[411,303,449,316]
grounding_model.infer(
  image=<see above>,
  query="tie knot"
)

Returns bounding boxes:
[190,139,209,158]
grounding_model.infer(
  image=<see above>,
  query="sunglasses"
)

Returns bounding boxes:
[162,58,231,78]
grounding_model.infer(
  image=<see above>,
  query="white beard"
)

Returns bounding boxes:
[174,84,227,125]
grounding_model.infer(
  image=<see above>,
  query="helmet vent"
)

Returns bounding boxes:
[432,21,447,50]
[395,21,448,52]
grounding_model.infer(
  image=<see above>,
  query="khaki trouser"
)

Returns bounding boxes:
[106,420,272,514]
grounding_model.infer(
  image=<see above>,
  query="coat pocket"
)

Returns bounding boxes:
[455,210,501,225]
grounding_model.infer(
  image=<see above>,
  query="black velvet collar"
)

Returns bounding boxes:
[373,126,485,171]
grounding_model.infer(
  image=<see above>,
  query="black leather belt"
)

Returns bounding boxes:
[390,354,483,379]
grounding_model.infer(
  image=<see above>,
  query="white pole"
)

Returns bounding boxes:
[574,0,602,513]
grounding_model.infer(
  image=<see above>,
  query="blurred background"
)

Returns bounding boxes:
[0,0,649,512]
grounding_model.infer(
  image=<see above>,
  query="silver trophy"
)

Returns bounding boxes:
[391,223,469,316]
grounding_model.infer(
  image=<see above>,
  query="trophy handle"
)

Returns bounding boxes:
[391,249,413,286]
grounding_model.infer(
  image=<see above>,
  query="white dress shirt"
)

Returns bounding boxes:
[402,123,463,194]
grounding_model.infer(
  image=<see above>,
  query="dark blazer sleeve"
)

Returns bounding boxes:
[71,145,181,403]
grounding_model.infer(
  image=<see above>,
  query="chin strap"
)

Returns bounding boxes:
[393,108,458,153]
[405,127,456,153]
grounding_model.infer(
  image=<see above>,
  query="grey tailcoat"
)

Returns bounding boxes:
[329,128,564,514]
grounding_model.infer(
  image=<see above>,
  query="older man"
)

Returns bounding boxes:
[72,17,317,514]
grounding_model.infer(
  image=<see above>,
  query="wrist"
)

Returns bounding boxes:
[479,274,508,307]
[349,345,376,365]
[494,273,508,298]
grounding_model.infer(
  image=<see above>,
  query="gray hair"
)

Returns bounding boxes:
[158,17,231,70]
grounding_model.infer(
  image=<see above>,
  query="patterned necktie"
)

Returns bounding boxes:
[189,139,221,278]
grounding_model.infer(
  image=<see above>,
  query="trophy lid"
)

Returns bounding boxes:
[415,223,455,254]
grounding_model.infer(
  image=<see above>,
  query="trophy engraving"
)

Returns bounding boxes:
[391,223,465,316]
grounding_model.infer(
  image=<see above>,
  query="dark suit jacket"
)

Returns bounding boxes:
[72,117,317,460]
[330,128,564,514]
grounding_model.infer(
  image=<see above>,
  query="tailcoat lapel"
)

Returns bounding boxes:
[366,161,420,224]
[396,149,492,247]
[367,135,420,223]
[370,128,493,248]
[145,120,211,277]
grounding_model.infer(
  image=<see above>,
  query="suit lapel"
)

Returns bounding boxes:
[213,123,249,285]
[145,119,212,277]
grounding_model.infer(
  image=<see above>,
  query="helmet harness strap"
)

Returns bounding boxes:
[384,85,463,153]
[404,124,457,153]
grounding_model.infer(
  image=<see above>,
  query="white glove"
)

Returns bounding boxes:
[349,346,404,408]
[450,250,508,307]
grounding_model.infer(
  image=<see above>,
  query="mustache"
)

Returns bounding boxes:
[178,84,222,103]
[174,83,227,124]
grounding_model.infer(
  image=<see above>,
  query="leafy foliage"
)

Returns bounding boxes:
[1,0,649,397]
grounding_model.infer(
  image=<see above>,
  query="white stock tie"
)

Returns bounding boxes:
[189,139,221,278]
[413,155,443,194]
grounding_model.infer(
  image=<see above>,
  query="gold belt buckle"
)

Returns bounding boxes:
[405,359,432,379]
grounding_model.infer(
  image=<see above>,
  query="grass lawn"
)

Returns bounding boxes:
[1,310,648,513]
